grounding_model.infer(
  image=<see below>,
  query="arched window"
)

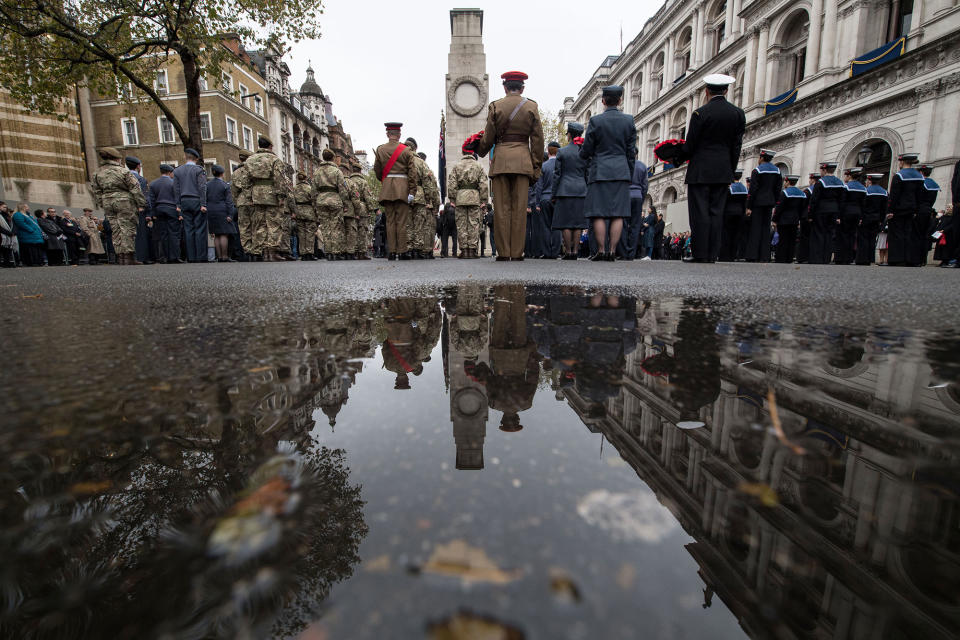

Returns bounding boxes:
[733,67,745,107]
[887,0,914,41]
[845,138,893,188]
[633,71,644,112]
[672,107,688,140]
[676,28,693,79]
[662,187,678,207]
[312,138,320,157]
[708,1,727,57]
[649,122,661,146]
[773,10,809,95]
[653,52,665,94]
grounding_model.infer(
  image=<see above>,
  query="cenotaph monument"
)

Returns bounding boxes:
[445,8,489,173]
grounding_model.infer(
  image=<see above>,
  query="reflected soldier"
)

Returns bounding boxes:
[90,146,146,265]
[382,297,420,389]
[449,284,489,360]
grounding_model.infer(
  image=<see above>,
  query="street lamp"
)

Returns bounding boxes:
[857,145,873,166]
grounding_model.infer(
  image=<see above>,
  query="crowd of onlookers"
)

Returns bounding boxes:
[1,202,113,267]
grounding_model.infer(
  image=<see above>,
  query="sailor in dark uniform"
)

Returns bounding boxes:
[772,174,805,263]
[838,167,866,264]
[856,173,887,265]
[807,161,844,264]
[680,73,745,263]
[720,168,747,261]
[915,164,940,266]
[796,173,818,263]
[745,148,780,262]
[886,152,923,266]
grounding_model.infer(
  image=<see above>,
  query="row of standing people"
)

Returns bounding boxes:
[0,203,111,267]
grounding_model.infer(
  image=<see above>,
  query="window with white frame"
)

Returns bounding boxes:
[158,116,175,144]
[225,116,237,145]
[203,160,216,177]
[254,95,263,116]
[282,141,291,163]
[199,112,213,141]
[198,75,208,91]
[221,72,232,95]
[230,161,241,176]
[238,83,248,107]
[121,118,139,146]
[242,125,253,151]
[154,70,169,96]
[280,113,288,131]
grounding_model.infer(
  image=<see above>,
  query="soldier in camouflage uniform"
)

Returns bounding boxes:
[346,164,379,260]
[336,155,362,260]
[244,136,289,262]
[292,170,317,260]
[313,149,353,260]
[402,139,441,259]
[90,147,146,265]
[418,152,442,258]
[450,283,489,360]
[447,135,490,258]
[231,150,257,259]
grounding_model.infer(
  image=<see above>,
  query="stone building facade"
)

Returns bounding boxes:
[562,0,959,232]
[445,8,490,175]
[85,37,271,182]
[0,89,94,211]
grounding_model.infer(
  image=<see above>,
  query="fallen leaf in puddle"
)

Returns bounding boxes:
[231,477,292,516]
[427,611,524,640]
[422,539,521,585]
[737,482,780,507]
[149,382,172,391]
[548,568,581,604]
[364,554,391,572]
[21,294,43,299]
[248,366,272,373]
[69,481,111,495]
[615,563,636,590]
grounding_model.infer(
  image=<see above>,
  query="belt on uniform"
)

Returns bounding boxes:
[386,173,407,179]
[315,186,337,193]
[252,178,274,186]
[498,134,528,143]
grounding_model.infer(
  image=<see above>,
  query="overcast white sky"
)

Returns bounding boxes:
[283,0,663,174]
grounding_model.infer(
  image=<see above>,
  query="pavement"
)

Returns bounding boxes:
[2,259,959,331]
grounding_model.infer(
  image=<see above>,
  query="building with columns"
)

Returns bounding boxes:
[562,0,959,231]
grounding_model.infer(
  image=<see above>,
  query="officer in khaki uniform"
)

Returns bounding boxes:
[374,122,419,260]
[346,164,379,259]
[244,136,289,261]
[476,71,545,260]
[313,148,353,260]
[292,170,317,260]
[90,146,146,265]
[231,150,256,258]
[447,133,489,258]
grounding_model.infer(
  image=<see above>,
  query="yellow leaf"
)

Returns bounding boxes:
[737,482,780,507]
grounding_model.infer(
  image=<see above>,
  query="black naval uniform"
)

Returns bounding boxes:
[887,167,924,266]
[745,162,781,262]
[681,95,746,262]
[797,183,815,263]
[772,185,805,263]
[914,176,940,266]
[807,175,844,264]
[856,184,887,265]
[720,180,747,261]
[838,179,866,264]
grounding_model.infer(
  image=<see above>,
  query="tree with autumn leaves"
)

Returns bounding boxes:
[0,0,324,157]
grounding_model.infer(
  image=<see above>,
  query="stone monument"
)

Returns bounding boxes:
[445,8,489,174]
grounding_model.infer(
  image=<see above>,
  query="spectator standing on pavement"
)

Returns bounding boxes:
[12,203,44,266]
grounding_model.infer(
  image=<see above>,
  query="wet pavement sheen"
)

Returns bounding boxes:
[2,282,960,639]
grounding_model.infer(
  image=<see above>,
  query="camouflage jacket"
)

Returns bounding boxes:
[447,155,489,207]
[230,164,252,207]
[90,160,146,209]
[292,181,315,220]
[244,150,288,206]
[311,162,354,217]
[411,155,440,208]
[346,174,379,220]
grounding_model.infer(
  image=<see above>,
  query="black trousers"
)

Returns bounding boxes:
[809,215,836,264]
[687,184,726,262]
[439,222,457,256]
[836,215,858,264]
[719,215,742,261]
[155,206,182,261]
[180,197,207,262]
[909,210,932,266]
[135,210,155,263]
[855,222,880,264]
[479,226,486,256]
[746,206,773,262]
[887,213,912,265]
[797,218,812,263]
[618,197,644,259]
[775,224,798,263]
[62,236,81,265]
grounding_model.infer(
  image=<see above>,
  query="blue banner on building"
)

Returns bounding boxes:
[850,37,906,77]
[764,87,798,116]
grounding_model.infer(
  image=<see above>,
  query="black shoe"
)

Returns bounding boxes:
[495,256,509,262]
[588,253,603,261]
[399,252,411,260]
[388,253,397,261]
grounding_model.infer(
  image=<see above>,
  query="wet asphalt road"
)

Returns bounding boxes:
[2,259,958,330]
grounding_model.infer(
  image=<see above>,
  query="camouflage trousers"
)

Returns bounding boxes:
[356,216,374,253]
[238,205,266,256]
[319,210,344,255]
[456,205,483,250]
[103,200,139,254]
[407,204,429,251]
[296,218,318,256]
[264,207,289,252]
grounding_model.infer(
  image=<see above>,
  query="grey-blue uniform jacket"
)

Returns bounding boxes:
[579,107,636,183]
[534,155,557,203]
[148,175,177,215]
[553,143,588,198]
[173,162,208,207]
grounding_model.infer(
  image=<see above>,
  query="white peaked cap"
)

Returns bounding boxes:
[703,73,736,86]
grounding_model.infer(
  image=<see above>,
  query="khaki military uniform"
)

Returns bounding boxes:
[231,163,258,255]
[292,180,317,257]
[90,159,146,254]
[312,161,352,255]
[407,155,441,253]
[476,95,544,258]
[373,142,418,255]
[447,154,490,251]
[244,149,288,253]
[347,173,379,254]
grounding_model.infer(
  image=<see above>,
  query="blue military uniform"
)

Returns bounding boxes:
[772,178,805,263]
[126,157,154,264]
[720,175,747,261]
[887,155,923,266]
[857,176,887,265]
[173,150,209,263]
[914,169,940,266]
[807,163,844,264]
[838,173,866,264]
[745,151,781,262]
[149,166,180,262]
[533,144,561,257]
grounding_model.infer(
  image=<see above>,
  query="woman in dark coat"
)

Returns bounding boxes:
[552,122,588,259]
[579,85,637,261]
[206,165,237,262]
[36,210,67,265]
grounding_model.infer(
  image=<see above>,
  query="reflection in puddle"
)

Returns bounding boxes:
[1,285,959,639]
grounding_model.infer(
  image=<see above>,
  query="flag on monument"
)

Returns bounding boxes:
[439,111,447,202]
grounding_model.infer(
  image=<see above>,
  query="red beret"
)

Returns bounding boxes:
[501,71,528,82]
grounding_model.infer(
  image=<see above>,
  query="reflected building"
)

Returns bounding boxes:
[560,303,960,640]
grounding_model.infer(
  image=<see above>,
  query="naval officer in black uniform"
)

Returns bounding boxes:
[680,74,746,263]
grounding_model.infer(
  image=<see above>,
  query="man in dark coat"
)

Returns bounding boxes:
[439,201,457,257]
[745,149,780,262]
[807,162,845,264]
[173,147,208,263]
[772,175,805,263]
[126,156,154,264]
[533,141,561,258]
[886,152,923,266]
[720,169,747,261]
[149,164,182,263]
[680,74,745,263]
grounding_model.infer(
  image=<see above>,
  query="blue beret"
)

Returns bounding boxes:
[567,122,585,135]
[125,155,141,166]
[602,85,624,98]
[212,164,224,175]
[159,163,175,172]
[184,148,200,158]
